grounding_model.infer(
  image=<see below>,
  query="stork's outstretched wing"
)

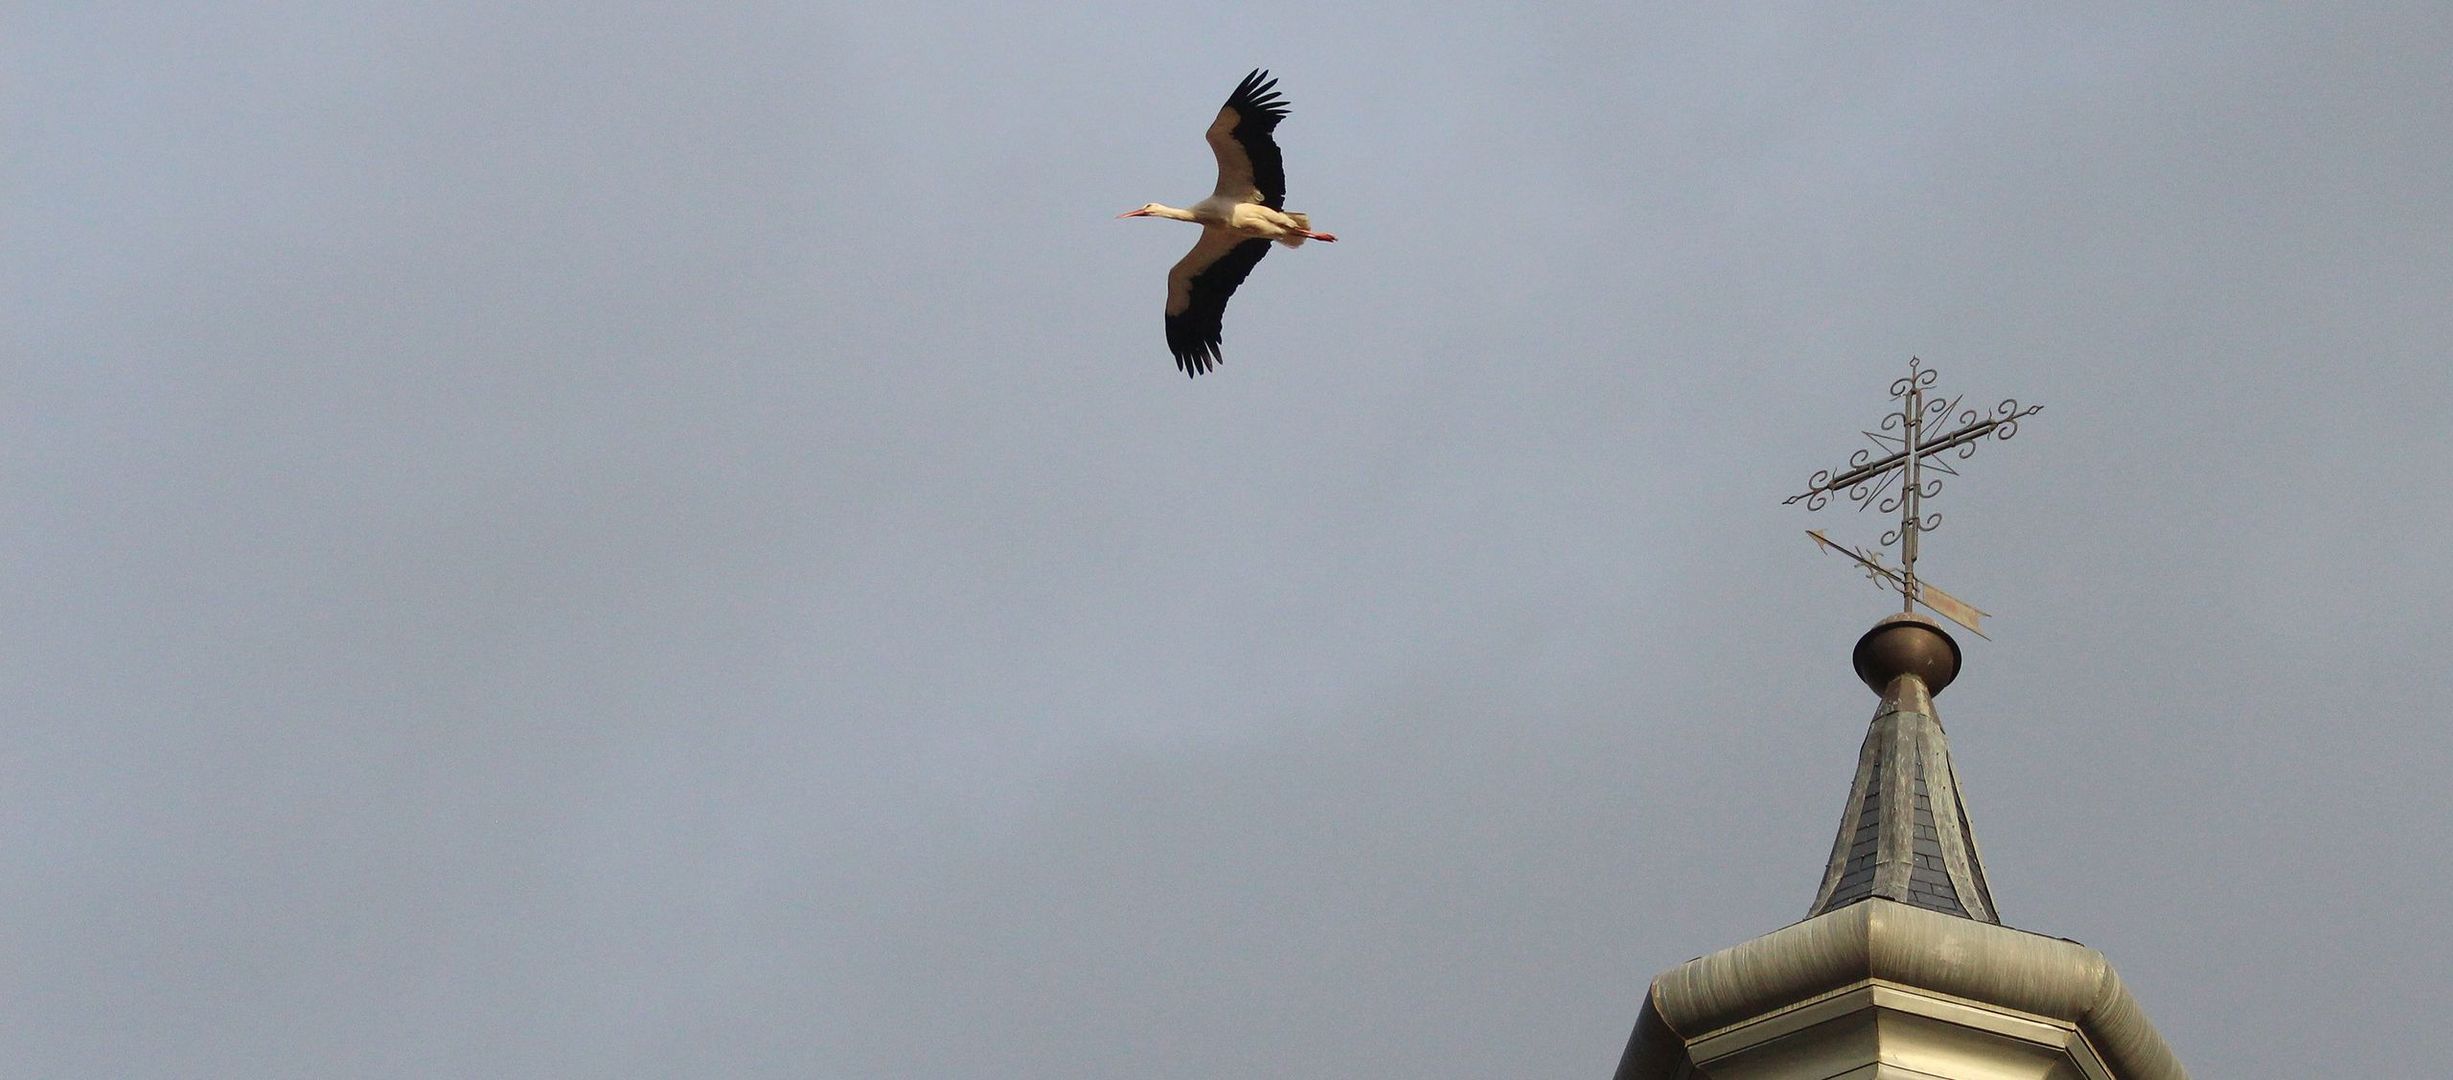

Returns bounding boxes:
[1163,229,1272,376]
[1206,69,1290,211]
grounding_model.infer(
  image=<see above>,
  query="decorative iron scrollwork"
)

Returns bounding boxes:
[1786,357,2041,626]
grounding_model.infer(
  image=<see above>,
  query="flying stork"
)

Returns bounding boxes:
[1120,69,1337,377]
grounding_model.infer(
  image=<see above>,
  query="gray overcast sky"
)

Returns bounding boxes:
[8,4,2450,1077]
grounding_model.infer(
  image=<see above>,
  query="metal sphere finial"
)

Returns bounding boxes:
[1852,612,1961,695]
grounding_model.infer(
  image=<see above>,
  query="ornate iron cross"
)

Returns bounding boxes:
[1784,357,2040,638]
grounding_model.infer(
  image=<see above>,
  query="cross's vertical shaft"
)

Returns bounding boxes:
[1900,377,1921,613]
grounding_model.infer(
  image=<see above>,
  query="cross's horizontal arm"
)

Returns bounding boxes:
[1783,405,2040,505]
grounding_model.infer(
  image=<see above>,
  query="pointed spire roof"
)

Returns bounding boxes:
[1807,613,1999,922]
[1610,606,2191,1079]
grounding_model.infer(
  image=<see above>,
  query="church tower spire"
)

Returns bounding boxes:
[1609,614,2189,1080]
[1806,613,1997,922]
[1609,357,2187,1079]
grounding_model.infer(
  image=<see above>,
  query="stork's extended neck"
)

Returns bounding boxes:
[1118,203,1198,222]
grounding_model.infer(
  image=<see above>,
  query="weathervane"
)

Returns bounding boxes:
[1784,357,2040,638]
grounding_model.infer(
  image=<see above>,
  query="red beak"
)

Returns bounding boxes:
[1117,208,1153,218]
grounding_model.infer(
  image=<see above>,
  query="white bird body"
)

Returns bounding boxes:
[1132,198,1322,245]
[1120,70,1336,376]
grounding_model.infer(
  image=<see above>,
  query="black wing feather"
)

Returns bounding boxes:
[1223,69,1290,210]
[1166,238,1272,377]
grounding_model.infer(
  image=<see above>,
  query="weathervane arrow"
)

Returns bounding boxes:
[1806,530,1991,638]
[1786,357,2039,637]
